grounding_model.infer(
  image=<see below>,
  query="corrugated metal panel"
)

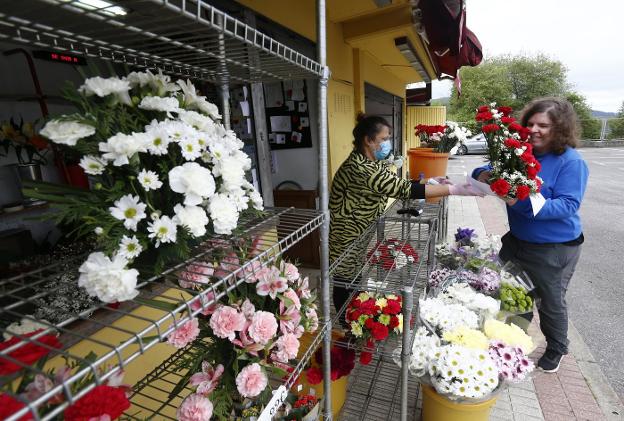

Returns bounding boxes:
[405,106,446,149]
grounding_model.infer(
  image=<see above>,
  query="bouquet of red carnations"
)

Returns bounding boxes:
[345,292,403,365]
[367,238,419,271]
[475,104,542,200]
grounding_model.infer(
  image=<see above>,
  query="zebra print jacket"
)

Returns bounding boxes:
[329,151,425,279]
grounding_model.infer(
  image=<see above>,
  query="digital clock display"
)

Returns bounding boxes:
[33,50,87,66]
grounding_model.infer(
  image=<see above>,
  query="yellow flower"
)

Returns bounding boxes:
[442,326,489,350]
[378,314,391,326]
[484,319,534,353]
[350,321,363,337]
[386,294,398,300]
[358,292,370,302]
[395,314,403,333]
[375,298,388,309]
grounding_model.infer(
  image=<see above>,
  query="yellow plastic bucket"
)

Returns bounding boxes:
[296,371,349,419]
[421,385,498,421]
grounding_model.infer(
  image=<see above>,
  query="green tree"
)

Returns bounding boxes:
[565,91,601,140]
[608,101,624,139]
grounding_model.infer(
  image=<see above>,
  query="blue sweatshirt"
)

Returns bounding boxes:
[472,147,589,243]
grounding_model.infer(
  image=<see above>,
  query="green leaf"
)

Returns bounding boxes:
[133,297,180,312]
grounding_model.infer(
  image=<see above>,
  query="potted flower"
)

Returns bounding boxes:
[1,118,50,180]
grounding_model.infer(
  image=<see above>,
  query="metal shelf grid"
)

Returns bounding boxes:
[0,0,323,84]
[0,207,324,421]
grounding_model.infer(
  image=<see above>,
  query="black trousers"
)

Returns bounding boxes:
[332,276,360,328]
[499,232,582,355]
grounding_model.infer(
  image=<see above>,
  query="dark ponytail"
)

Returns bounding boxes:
[353,113,391,152]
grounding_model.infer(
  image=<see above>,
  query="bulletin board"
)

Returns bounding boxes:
[264,80,312,150]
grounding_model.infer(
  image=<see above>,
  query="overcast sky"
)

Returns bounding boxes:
[432,0,624,112]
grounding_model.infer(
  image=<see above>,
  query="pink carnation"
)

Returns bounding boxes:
[241,299,256,319]
[256,266,288,299]
[179,262,214,289]
[190,291,218,316]
[273,333,300,362]
[209,306,245,341]
[167,318,200,348]
[248,311,278,345]
[235,363,268,398]
[283,288,301,310]
[281,261,299,282]
[214,253,240,279]
[231,321,264,355]
[189,361,224,395]
[176,393,213,421]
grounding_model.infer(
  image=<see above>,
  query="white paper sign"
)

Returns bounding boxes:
[239,101,250,117]
[258,385,288,421]
[529,193,546,216]
[264,82,284,107]
[270,116,292,132]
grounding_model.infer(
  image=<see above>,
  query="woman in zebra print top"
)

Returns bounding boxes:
[329,114,483,323]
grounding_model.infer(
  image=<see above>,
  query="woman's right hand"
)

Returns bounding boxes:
[476,170,492,184]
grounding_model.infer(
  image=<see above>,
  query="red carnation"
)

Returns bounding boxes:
[305,367,323,385]
[526,166,539,179]
[497,106,513,116]
[389,316,400,330]
[481,123,500,134]
[501,116,516,124]
[515,185,531,200]
[520,151,536,164]
[64,385,130,421]
[477,105,490,113]
[490,179,511,197]
[350,298,361,309]
[359,299,379,316]
[518,127,531,140]
[475,111,494,122]
[508,122,523,132]
[348,309,362,322]
[359,352,373,365]
[0,394,33,421]
[364,318,375,329]
[503,138,521,149]
[370,322,389,341]
[0,331,62,375]
[382,300,402,315]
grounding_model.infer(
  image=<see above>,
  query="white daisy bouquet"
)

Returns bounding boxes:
[26,71,263,303]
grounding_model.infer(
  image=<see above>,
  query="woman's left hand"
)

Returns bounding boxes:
[503,197,518,206]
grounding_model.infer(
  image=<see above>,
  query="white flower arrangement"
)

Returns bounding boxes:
[438,283,500,320]
[419,297,479,333]
[35,72,264,303]
[428,345,499,400]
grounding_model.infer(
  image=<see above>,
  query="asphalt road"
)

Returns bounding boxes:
[450,148,624,400]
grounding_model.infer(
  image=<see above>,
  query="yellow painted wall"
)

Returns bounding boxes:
[406,105,447,149]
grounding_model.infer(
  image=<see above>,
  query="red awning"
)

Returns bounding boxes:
[417,0,483,93]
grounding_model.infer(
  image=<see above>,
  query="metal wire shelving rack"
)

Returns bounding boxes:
[328,198,445,421]
[0,0,335,419]
[1,208,325,420]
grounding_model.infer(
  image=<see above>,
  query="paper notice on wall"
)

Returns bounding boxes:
[467,176,496,196]
[275,133,286,144]
[291,131,302,143]
[269,115,291,132]
[264,82,284,107]
[286,100,295,111]
[298,102,308,112]
[529,193,546,216]
[292,89,305,101]
[300,117,310,127]
[239,101,250,117]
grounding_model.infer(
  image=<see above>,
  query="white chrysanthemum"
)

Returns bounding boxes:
[137,169,163,191]
[94,227,104,235]
[179,136,203,161]
[173,204,209,238]
[161,120,196,143]
[109,194,147,231]
[118,235,143,259]
[78,252,139,303]
[177,79,222,119]
[3,317,52,340]
[168,162,216,206]
[144,124,171,155]
[225,188,249,212]
[139,96,180,115]
[178,110,217,133]
[79,155,107,175]
[217,156,246,192]
[40,120,96,146]
[147,215,178,247]
[208,193,239,235]
[99,132,149,166]
[79,76,131,105]
[126,70,179,95]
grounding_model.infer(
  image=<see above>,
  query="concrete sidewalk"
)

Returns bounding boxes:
[447,195,624,421]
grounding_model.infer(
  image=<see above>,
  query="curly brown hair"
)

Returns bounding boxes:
[520,97,580,154]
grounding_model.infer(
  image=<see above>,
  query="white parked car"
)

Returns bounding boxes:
[453,133,488,155]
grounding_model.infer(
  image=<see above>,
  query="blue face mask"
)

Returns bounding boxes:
[374,139,392,160]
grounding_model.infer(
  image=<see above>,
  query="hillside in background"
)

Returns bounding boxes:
[592,110,617,118]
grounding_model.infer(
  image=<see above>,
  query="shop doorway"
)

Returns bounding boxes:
[364,83,404,167]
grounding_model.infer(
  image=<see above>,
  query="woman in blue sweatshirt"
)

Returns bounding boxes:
[472,97,589,373]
